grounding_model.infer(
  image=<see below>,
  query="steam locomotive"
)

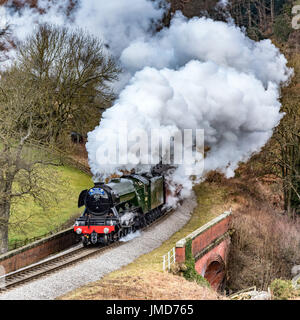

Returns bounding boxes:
[74,166,171,246]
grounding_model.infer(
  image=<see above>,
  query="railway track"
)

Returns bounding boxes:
[0,207,174,293]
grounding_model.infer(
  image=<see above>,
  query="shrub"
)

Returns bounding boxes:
[227,203,300,292]
[270,279,299,300]
[274,15,292,42]
[183,238,210,287]
[273,4,293,43]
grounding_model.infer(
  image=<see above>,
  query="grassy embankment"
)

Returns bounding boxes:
[60,181,234,300]
[9,165,93,247]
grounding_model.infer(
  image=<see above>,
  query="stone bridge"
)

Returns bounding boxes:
[175,211,232,290]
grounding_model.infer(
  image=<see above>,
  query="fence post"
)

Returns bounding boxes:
[173,247,175,264]
[162,247,176,271]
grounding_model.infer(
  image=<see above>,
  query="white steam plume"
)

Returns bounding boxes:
[0,0,165,59]
[0,1,293,205]
[120,13,291,86]
[0,0,166,85]
[85,12,292,204]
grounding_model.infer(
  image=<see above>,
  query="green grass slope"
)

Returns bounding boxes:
[8,165,93,247]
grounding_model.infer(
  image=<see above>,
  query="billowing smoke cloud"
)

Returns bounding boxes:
[73,0,166,57]
[0,0,165,56]
[86,12,292,204]
[0,1,69,41]
[120,14,291,86]
[0,1,293,205]
[0,0,166,83]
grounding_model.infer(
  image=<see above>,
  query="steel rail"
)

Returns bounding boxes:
[0,206,173,293]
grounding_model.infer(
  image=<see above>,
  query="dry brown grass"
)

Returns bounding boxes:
[59,270,225,300]
[226,178,300,292]
[205,171,300,294]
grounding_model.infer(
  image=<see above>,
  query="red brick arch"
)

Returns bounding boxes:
[203,254,225,290]
[194,238,230,290]
[176,211,232,291]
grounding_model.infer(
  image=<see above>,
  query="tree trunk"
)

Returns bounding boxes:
[0,203,10,254]
[248,0,252,28]
[0,168,12,254]
[270,0,274,25]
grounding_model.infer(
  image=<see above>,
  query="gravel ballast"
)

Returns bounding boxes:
[0,194,197,300]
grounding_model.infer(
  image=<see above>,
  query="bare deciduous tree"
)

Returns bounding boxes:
[0,68,61,254]
[0,23,12,62]
[261,55,300,216]
[272,95,300,215]
[0,25,121,253]
[15,24,121,143]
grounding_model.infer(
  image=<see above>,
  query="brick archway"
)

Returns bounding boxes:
[176,211,232,291]
[203,254,225,290]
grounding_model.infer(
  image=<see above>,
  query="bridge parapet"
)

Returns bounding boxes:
[176,211,232,290]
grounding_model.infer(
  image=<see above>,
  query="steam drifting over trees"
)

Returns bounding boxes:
[15,24,120,142]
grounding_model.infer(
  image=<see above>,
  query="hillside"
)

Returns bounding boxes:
[8,164,92,250]
[60,270,225,300]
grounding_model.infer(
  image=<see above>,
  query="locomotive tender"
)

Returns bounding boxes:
[74,170,168,246]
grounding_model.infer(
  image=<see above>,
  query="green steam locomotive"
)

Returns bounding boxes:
[74,168,170,246]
